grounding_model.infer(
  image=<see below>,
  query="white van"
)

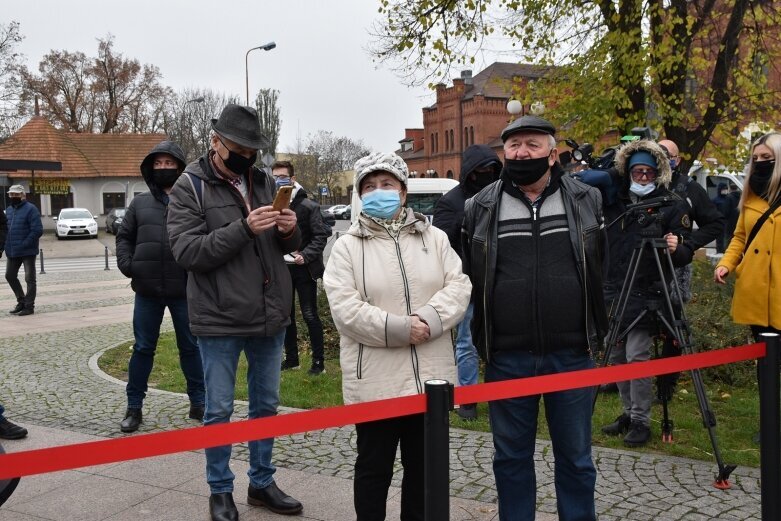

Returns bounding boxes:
[687,161,745,198]
[351,177,460,224]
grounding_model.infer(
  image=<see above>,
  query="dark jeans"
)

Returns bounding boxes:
[486,349,596,521]
[284,265,324,363]
[354,414,424,521]
[126,294,205,409]
[5,255,36,308]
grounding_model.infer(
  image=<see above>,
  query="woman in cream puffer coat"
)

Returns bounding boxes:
[324,151,471,520]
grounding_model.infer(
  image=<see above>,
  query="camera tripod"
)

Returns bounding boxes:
[594,230,736,489]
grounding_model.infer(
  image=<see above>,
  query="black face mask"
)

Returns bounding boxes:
[749,160,775,199]
[153,168,180,189]
[217,138,257,176]
[9,198,22,208]
[465,173,495,194]
[503,156,551,186]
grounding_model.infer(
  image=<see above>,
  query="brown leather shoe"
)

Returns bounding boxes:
[248,482,303,515]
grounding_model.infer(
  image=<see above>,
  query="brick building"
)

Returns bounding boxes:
[0,116,164,216]
[397,63,550,179]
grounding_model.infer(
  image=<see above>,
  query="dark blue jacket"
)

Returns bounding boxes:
[4,201,43,258]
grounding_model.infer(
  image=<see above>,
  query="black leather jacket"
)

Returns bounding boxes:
[462,173,609,361]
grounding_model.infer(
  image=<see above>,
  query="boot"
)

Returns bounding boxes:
[16,307,34,316]
[0,419,28,440]
[624,421,651,447]
[456,404,478,421]
[307,359,325,375]
[120,408,142,433]
[189,404,205,422]
[8,303,24,314]
[601,413,631,436]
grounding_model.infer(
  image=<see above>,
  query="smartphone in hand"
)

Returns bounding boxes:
[272,185,294,211]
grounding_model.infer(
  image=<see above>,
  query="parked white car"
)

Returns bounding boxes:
[54,208,99,239]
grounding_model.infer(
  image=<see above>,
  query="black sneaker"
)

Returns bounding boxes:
[601,413,631,436]
[624,421,651,447]
[8,303,24,314]
[120,408,142,433]
[0,418,28,440]
[16,307,34,316]
[308,360,325,376]
[281,359,300,371]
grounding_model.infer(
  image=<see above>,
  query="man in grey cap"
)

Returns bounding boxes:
[4,184,43,316]
[461,115,608,520]
[167,104,303,521]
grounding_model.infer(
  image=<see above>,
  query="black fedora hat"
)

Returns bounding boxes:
[211,104,270,150]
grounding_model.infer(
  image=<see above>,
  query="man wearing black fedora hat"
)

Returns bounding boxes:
[167,104,303,521]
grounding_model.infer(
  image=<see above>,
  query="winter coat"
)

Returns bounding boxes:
[604,140,694,326]
[462,172,609,360]
[323,208,471,404]
[717,191,781,329]
[167,154,302,337]
[4,201,42,258]
[433,145,501,256]
[670,173,724,250]
[289,185,331,279]
[116,141,189,298]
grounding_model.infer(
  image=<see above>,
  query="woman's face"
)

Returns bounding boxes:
[360,172,407,205]
[752,144,775,163]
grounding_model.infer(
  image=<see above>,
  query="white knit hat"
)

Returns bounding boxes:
[7,185,25,194]
[353,152,408,190]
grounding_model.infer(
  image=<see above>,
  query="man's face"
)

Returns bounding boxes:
[211,134,257,160]
[8,193,22,203]
[658,139,680,168]
[152,153,178,170]
[272,167,293,183]
[630,166,658,186]
[503,132,557,166]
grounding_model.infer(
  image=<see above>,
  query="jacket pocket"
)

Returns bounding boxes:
[356,344,364,379]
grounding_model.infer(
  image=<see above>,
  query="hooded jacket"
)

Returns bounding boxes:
[4,200,42,258]
[604,140,694,323]
[288,184,331,279]
[323,208,471,404]
[462,170,609,360]
[717,190,781,329]
[167,153,301,337]
[433,145,501,256]
[116,141,189,298]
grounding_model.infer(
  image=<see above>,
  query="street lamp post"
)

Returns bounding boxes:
[245,42,277,105]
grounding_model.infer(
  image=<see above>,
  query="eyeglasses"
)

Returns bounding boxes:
[272,174,291,180]
[630,168,657,181]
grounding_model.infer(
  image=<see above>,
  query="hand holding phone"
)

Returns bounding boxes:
[272,185,294,211]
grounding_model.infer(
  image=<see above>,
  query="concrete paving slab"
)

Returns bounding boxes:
[93,451,207,490]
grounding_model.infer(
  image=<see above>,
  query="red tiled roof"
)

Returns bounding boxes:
[0,116,166,178]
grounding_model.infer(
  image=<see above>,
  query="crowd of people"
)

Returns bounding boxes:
[1,103,779,520]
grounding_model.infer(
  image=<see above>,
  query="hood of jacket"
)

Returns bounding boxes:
[614,139,673,190]
[459,144,502,184]
[140,141,187,200]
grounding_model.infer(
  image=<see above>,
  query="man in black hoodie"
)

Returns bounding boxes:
[116,141,205,434]
[273,161,331,375]
[433,144,501,420]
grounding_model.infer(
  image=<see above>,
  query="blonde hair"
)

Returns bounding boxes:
[742,132,781,208]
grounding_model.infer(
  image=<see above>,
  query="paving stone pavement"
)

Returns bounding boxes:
[0,269,763,520]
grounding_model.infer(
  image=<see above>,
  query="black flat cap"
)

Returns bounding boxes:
[211,104,270,150]
[501,115,556,142]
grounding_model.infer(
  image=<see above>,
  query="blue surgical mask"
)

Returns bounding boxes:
[361,189,401,219]
[275,177,292,187]
[669,159,677,170]
[630,181,655,197]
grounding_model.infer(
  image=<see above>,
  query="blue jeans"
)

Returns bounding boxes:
[198,332,285,494]
[455,302,479,387]
[126,294,204,409]
[486,349,596,521]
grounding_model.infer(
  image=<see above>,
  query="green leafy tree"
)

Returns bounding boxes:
[372,0,781,169]
[254,88,281,155]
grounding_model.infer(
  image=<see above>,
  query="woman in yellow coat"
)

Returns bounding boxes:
[714,132,781,339]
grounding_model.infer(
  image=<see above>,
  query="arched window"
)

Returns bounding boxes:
[470,126,475,146]
[446,170,454,179]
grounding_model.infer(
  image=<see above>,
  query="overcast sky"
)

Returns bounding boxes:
[3,0,457,153]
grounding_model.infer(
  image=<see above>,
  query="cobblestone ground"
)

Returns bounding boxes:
[0,269,762,520]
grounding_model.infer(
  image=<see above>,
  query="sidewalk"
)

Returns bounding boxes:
[0,268,762,520]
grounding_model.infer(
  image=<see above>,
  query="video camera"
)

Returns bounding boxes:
[565,127,657,171]
[623,195,676,238]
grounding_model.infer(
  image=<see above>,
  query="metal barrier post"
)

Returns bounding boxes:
[104,246,110,271]
[759,332,780,521]
[38,248,46,274]
[424,380,453,521]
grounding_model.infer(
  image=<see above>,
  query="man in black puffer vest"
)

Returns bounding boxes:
[116,141,205,433]
[273,161,331,375]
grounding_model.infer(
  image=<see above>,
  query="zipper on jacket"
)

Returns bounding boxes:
[575,203,593,357]
[482,206,494,364]
[531,200,543,354]
[387,228,423,394]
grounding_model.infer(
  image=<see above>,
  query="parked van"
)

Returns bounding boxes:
[687,160,745,198]
[351,177,460,224]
